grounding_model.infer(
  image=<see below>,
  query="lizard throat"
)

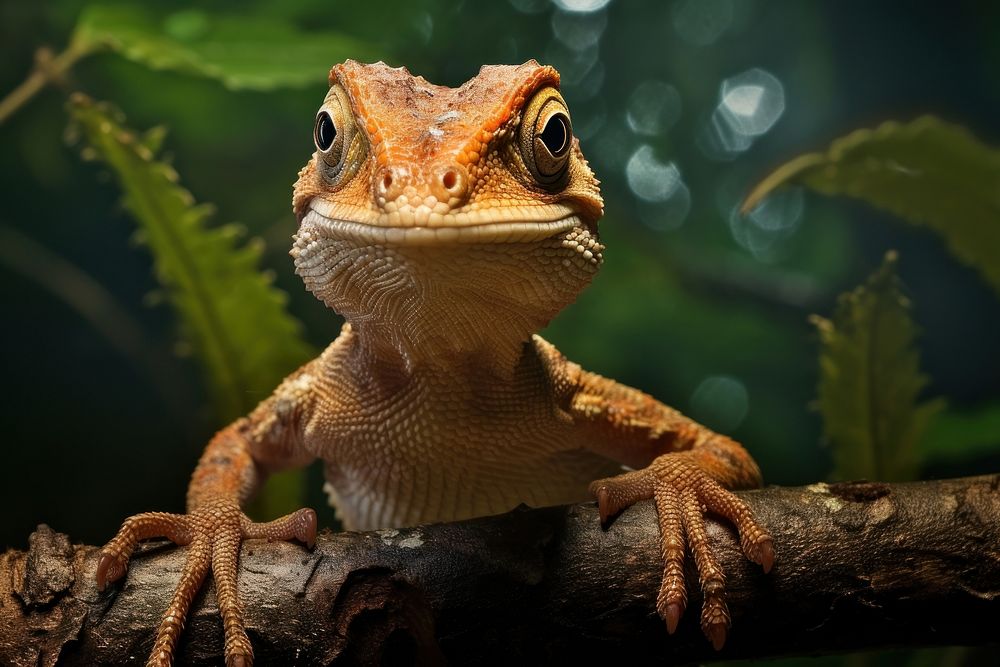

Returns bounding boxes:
[291,206,604,366]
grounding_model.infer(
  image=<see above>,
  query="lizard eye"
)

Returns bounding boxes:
[518,87,573,189]
[539,113,570,157]
[314,84,366,186]
[314,111,337,152]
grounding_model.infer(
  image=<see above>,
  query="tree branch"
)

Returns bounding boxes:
[3,475,1000,665]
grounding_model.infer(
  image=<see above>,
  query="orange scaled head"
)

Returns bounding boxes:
[293,60,603,230]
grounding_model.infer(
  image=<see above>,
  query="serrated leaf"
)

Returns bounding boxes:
[812,252,943,481]
[72,5,379,90]
[743,116,1000,296]
[69,93,316,422]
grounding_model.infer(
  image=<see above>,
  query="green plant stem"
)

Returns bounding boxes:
[0,43,89,125]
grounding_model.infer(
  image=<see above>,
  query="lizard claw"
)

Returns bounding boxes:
[664,601,683,634]
[591,454,772,649]
[295,508,318,548]
[95,552,128,590]
[593,485,613,525]
[706,621,727,651]
[749,535,775,573]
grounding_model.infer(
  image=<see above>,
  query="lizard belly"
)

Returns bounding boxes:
[316,405,621,531]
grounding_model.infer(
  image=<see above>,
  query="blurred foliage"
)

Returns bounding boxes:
[744,116,1000,297]
[72,5,375,91]
[812,252,943,481]
[69,94,315,422]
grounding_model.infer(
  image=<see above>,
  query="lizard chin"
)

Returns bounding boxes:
[291,206,603,361]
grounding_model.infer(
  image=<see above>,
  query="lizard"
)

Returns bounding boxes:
[96,60,774,666]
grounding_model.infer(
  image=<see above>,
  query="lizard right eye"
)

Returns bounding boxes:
[314,111,337,153]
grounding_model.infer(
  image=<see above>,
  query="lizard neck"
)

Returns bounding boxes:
[344,306,537,378]
[295,227,604,379]
[346,320,530,380]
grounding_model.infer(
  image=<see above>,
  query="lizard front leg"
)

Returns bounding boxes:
[97,364,320,667]
[537,336,774,649]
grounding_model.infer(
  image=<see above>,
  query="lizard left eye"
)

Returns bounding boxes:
[519,87,573,189]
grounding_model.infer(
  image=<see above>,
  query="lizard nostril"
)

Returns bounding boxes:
[376,167,401,200]
[431,164,468,202]
[431,163,469,204]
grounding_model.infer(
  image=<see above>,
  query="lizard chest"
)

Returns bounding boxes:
[301,364,617,530]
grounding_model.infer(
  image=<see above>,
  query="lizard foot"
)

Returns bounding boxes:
[97,498,316,666]
[589,455,773,650]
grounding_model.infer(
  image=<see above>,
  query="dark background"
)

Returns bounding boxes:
[1,0,998,599]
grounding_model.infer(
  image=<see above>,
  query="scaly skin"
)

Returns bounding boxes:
[98,60,774,665]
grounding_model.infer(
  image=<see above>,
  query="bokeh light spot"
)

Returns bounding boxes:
[700,68,785,158]
[728,187,805,261]
[746,187,804,232]
[625,145,691,229]
[544,40,600,87]
[552,0,612,13]
[720,69,784,137]
[551,9,608,51]
[638,187,691,231]
[626,81,682,137]
[626,145,682,203]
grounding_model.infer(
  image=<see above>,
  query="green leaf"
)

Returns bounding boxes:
[72,5,379,90]
[743,116,1000,296]
[69,93,316,423]
[811,251,944,481]
[919,402,1000,464]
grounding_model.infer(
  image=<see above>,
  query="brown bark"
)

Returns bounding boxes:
[2,475,1000,665]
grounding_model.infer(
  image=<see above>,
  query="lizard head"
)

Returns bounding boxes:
[291,60,604,357]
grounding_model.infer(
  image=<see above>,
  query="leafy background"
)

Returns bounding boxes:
[1,0,999,661]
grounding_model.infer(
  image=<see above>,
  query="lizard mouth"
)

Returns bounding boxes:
[301,201,584,247]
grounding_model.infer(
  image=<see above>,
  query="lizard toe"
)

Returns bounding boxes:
[653,480,688,633]
[95,551,128,590]
[589,469,653,525]
[97,511,191,591]
[699,481,775,573]
[242,506,318,548]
